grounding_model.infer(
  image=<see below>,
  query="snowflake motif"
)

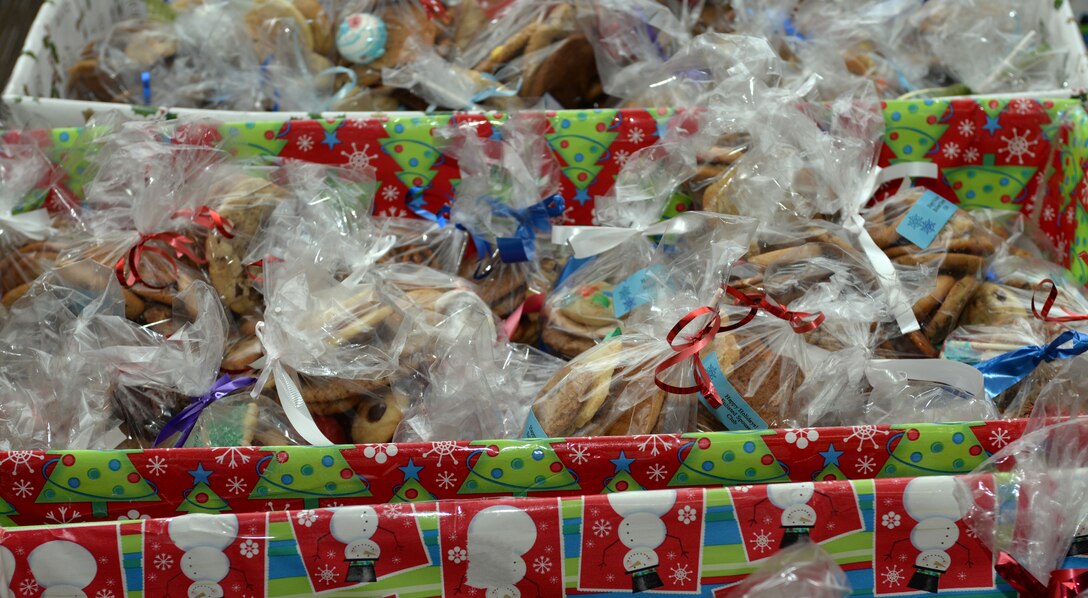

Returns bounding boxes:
[998,128,1039,165]
[957,570,968,581]
[296,510,318,527]
[942,142,961,160]
[784,428,819,450]
[12,479,33,498]
[403,518,415,528]
[1,451,43,474]
[227,476,248,495]
[98,556,108,565]
[447,531,458,542]
[327,550,338,559]
[845,425,889,451]
[677,505,697,525]
[958,120,976,137]
[147,573,158,582]
[532,556,552,574]
[153,553,174,571]
[590,508,600,517]
[1044,205,1057,222]
[231,585,242,593]
[95,590,115,598]
[881,512,902,529]
[540,522,550,531]
[753,528,775,553]
[883,498,896,507]
[990,427,1011,448]
[544,545,554,554]
[647,464,667,482]
[45,506,81,524]
[670,563,692,584]
[586,539,595,548]
[635,434,673,457]
[963,147,980,163]
[296,134,314,152]
[666,551,677,560]
[592,519,613,538]
[118,509,149,521]
[145,455,168,476]
[627,128,646,144]
[1060,238,1070,256]
[19,578,39,596]
[855,455,877,475]
[827,521,837,531]
[1070,205,1078,224]
[239,539,260,558]
[437,471,457,490]
[762,516,772,524]
[381,184,400,201]
[549,576,558,585]
[898,552,908,562]
[362,443,399,464]
[1010,98,1035,115]
[392,555,401,564]
[317,564,337,584]
[447,546,468,564]
[379,206,409,218]
[965,524,980,539]
[614,149,631,166]
[213,447,252,469]
[568,444,592,465]
[605,573,616,582]
[423,441,459,467]
[341,142,377,171]
[882,565,904,586]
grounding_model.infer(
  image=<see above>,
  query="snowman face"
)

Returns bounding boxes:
[345,539,380,560]
[187,581,224,598]
[485,585,522,598]
[467,506,537,555]
[781,504,817,527]
[608,489,677,518]
[622,548,660,573]
[330,506,379,544]
[169,514,240,552]
[915,549,952,573]
[182,547,230,583]
[903,476,967,522]
[910,517,959,552]
[767,483,814,509]
[618,512,667,550]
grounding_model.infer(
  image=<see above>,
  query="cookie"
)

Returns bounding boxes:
[223,335,264,372]
[719,335,806,428]
[351,5,438,87]
[911,275,957,322]
[244,0,314,55]
[324,288,397,344]
[521,34,599,107]
[141,303,181,337]
[298,376,387,415]
[557,282,616,327]
[458,260,527,318]
[350,390,408,443]
[892,252,985,277]
[540,305,612,360]
[531,339,622,437]
[963,282,1031,326]
[923,276,979,345]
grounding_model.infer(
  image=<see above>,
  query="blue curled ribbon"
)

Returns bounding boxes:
[404,186,452,227]
[141,71,152,105]
[259,55,281,112]
[975,330,1088,399]
[486,193,565,264]
[470,71,522,106]
[154,374,258,448]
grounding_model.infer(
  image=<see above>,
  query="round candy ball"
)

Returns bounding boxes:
[336,13,387,65]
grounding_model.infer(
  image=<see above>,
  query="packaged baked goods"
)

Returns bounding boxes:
[375,215,467,274]
[723,542,851,598]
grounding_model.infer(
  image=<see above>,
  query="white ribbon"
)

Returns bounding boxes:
[845,162,940,336]
[253,321,335,446]
[867,358,984,400]
[552,214,708,259]
[0,208,52,242]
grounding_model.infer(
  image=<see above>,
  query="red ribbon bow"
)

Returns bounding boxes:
[1032,279,1088,323]
[654,285,824,408]
[995,551,1088,597]
[174,206,236,239]
[114,207,234,289]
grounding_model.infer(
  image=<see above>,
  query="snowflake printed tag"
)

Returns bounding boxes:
[895,190,958,249]
[699,353,768,431]
[612,265,665,318]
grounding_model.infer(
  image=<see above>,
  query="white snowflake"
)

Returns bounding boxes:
[882,565,904,586]
[532,555,552,575]
[153,553,174,571]
[990,427,1011,448]
[327,550,338,559]
[549,576,558,584]
[1,451,43,474]
[957,570,968,581]
[998,127,1039,165]
[958,120,976,137]
[635,435,673,457]
[568,444,591,465]
[12,479,32,498]
[95,590,115,598]
[898,552,908,562]
[883,498,896,507]
[845,425,889,451]
[1060,238,1070,256]
[145,455,167,476]
[317,564,337,584]
[45,506,81,524]
[855,455,877,475]
[586,539,595,548]
[753,528,775,553]
[231,585,241,593]
[670,563,692,584]
[447,546,467,564]
[592,519,613,538]
[677,505,697,525]
[296,510,317,527]
[666,551,676,560]
[647,464,667,482]
[1010,98,1035,114]
[964,147,980,163]
[784,428,819,450]
[762,516,772,524]
[590,508,600,517]
[19,578,39,596]
[296,134,314,152]
[1044,205,1057,222]
[227,476,248,495]
[423,441,459,467]
[540,522,550,531]
[942,142,961,160]
[391,555,401,564]
[544,545,554,554]
[379,206,409,218]
[381,184,400,201]
[362,443,398,465]
[881,512,902,529]
[605,573,615,582]
[614,149,630,166]
[239,539,260,558]
[213,447,252,469]
[341,142,377,171]
[436,471,457,490]
[827,521,837,531]
[627,128,646,144]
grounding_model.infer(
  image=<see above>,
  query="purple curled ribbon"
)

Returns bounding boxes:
[155,374,258,448]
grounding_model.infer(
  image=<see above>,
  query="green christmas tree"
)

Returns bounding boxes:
[942,155,1036,210]
[390,458,436,503]
[882,100,951,164]
[219,121,290,159]
[249,448,370,509]
[668,432,788,487]
[546,110,619,203]
[603,463,644,494]
[1057,107,1088,201]
[458,440,578,497]
[1070,205,1088,284]
[37,452,158,518]
[0,497,17,526]
[382,114,452,191]
[880,424,988,478]
[178,465,229,514]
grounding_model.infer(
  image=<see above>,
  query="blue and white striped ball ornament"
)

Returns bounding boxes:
[336,13,387,65]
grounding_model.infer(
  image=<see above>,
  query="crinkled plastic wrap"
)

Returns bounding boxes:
[724,542,851,598]
[376,216,467,273]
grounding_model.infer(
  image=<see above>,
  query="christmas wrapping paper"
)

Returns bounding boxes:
[0,421,1026,529]
[0,476,1031,597]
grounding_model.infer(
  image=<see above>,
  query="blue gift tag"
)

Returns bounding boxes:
[699,353,768,431]
[612,265,664,318]
[895,190,959,249]
[521,409,550,440]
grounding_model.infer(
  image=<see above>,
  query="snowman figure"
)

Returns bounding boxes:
[886,476,973,594]
[168,513,245,598]
[26,541,96,597]
[463,505,539,598]
[327,506,403,583]
[749,482,834,548]
[2,545,17,595]
[600,489,685,593]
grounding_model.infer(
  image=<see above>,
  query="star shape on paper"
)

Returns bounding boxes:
[399,458,423,482]
[983,115,1002,135]
[322,129,341,150]
[819,443,844,468]
[610,451,635,474]
[189,463,212,485]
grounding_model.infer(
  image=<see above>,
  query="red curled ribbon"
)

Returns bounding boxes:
[174,206,236,239]
[995,551,1088,597]
[654,285,824,407]
[1032,279,1088,323]
[114,206,234,289]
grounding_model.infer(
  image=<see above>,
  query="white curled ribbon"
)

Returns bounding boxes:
[552,214,707,259]
[845,162,939,336]
[0,208,52,242]
[253,321,335,446]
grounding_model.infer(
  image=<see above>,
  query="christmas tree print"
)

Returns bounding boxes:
[36,452,158,518]
[177,464,229,514]
[218,121,291,159]
[250,448,371,509]
[0,496,16,526]
[381,114,452,191]
[942,154,1036,209]
[602,452,644,493]
[812,443,849,482]
[390,458,436,503]
[458,440,579,497]
[879,424,988,478]
[668,433,788,487]
[546,110,619,204]
[883,100,952,164]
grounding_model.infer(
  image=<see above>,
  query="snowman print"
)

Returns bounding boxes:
[26,541,97,597]
[749,482,833,548]
[461,505,539,598]
[168,513,249,598]
[325,506,403,583]
[599,489,687,593]
[885,477,973,594]
[1,545,16,596]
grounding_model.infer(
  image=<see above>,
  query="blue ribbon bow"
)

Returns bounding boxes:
[154,374,258,448]
[487,193,565,264]
[975,330,1088,399]
[405,186,452,227]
